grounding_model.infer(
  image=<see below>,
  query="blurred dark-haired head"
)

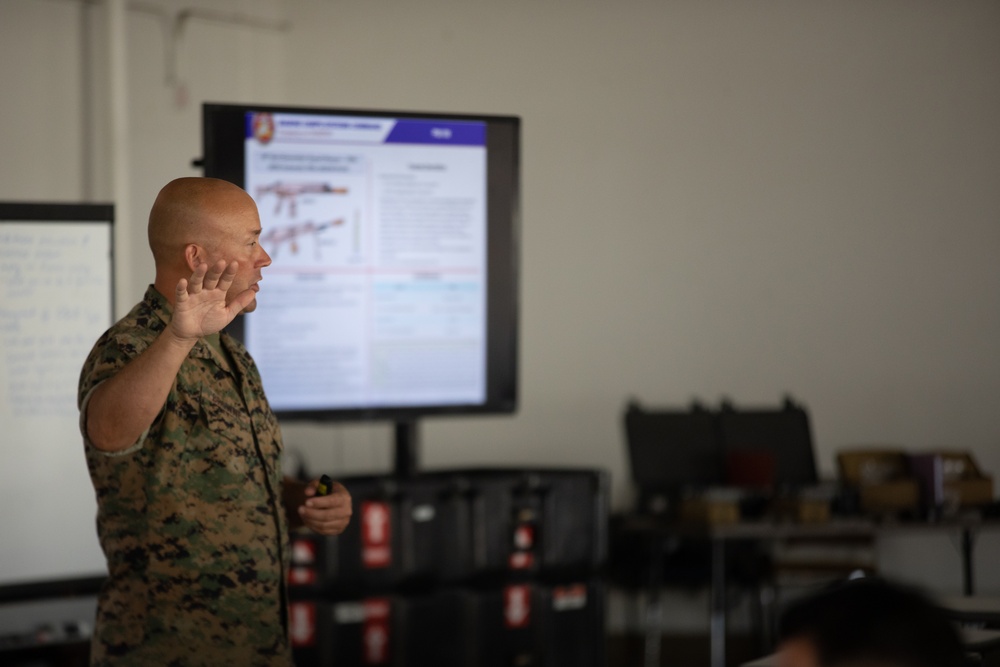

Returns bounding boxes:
[776,577,965,667]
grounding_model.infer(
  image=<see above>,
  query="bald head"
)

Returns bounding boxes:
[148,177,255,267]
[148,177,267,307]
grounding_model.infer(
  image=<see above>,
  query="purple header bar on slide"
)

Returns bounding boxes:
[385,120,486,146]
[244,111,486,146]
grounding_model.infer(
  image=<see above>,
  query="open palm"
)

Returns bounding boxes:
[171,260,254,340]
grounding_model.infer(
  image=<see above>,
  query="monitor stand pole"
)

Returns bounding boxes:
[393,419,420,478]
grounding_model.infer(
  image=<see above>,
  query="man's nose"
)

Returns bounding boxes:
[258,245,272,268]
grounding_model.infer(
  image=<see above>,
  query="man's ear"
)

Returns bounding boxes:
[183,243,205,272]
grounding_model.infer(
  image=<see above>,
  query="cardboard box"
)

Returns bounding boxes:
[838,449,908,485]
[678,497,740,524]
[858,480,921,514]
[792,498,831,524]
[837,449,921,514]
[770,493,832,523]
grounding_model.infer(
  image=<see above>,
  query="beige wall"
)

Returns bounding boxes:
[2,0,999,597]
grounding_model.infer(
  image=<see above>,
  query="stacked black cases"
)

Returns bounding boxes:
[468,580,607,667]
[288,580,606,667]
[288,467,609,667]
[451,468,609,583]
[336,474,476,593]
[289,592,470,667]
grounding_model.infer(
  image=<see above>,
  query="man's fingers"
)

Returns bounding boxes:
[202,259,228,291]
[188,263,208,294]
[175,278,189,303]
[298,507,351,536]
[216,261,240,292]
[187,260,236,295]
[227,287,256,315]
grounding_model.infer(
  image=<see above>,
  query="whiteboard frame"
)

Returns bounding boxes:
[0,202,114,602]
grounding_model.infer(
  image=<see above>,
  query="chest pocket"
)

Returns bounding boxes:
[190,382,255,463]
[196,379,281,483]
[179,382,262,501]
[199,381,250,435]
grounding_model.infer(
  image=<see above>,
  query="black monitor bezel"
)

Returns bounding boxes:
[200,102,520,422]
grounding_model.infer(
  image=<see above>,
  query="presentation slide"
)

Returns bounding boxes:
[0,219,111,587]
[243,112,489,410]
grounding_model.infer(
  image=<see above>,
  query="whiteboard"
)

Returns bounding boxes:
[0,204,113,591]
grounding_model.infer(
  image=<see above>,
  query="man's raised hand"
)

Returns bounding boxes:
[170,260,255,341]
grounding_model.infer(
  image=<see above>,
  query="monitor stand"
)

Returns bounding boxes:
[393,419,420,478]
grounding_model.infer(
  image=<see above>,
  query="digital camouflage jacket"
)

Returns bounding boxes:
[78,286,292,666]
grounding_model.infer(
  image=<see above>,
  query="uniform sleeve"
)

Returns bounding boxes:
[77,331,159,456]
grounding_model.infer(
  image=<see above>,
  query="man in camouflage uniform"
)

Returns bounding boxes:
[78,177,352,666]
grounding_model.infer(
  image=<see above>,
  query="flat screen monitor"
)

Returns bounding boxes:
[200,103,519,422]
